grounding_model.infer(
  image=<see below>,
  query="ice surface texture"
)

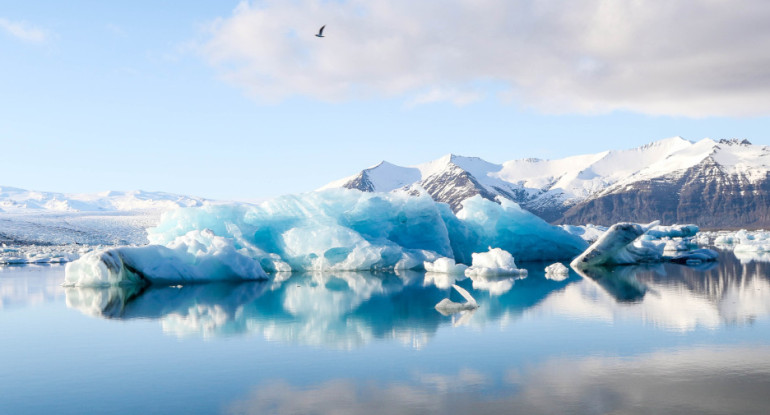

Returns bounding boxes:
[65,189,586,286]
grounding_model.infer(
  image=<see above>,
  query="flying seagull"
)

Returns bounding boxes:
[315,25,325,38]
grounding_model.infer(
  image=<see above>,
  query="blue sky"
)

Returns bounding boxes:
[2,1,769,201]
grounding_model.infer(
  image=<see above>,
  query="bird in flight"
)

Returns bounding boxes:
[315,25,325,38]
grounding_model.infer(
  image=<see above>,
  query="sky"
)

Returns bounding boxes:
[2,0,769,201]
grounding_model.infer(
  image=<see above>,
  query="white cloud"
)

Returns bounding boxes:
[0,17,47,43]
[407,87,482,107]
[200,0,770,117]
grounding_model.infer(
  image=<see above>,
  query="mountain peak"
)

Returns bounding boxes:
[369,160,398,170]
[637,136,692,150]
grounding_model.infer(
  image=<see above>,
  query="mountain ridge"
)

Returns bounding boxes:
[323,137,770,227]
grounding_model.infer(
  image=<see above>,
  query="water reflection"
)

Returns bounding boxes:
[64,269,574,347]
[224,346,770,415]
[540,251,770,330]
[63,252,770,344]
[572,265,650,302]
[0,264,65,310]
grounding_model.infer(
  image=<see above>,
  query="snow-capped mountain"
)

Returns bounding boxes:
[323,137,770,227]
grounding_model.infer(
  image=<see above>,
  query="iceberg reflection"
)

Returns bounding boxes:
[64,252,770,343]
[572,265,651,303]
[64,269,573,346]
[546,251,770,330]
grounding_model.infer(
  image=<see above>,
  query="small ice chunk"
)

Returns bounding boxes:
[544,262,569,281]
[423,257,469,274]
[645,224,699,239]
[669,248,719,265]
[464,247,527,277]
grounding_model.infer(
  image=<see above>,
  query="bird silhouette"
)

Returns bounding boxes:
[315,25,325,38]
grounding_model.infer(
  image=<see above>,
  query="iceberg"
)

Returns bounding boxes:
[463,247,527,295]
[570,221,711,268]
[64,230,268,286]
[570,222,659,268]
[464,247,527,277]
[423,257,468,275]
[66,189,586,286]
[669,248,719,265]
[446,197,587,262]
[644,224,699,239]
[544,262,569,281]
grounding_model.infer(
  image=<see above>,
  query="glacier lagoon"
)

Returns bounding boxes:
[3,250,770,414]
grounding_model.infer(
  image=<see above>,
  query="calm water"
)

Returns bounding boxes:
[2,251,770,414]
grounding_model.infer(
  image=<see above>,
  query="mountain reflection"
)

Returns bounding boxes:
[64,252,770,344]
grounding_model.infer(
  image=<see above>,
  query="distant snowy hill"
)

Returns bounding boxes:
[323,137,770,227]
[0,187,209,247]
[0,187,206,213]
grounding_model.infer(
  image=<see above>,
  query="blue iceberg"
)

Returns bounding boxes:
[65,189,588,286]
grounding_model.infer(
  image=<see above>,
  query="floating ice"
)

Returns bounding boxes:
[64,230,268,286]
[571,222,663,268]
[571,220,717,268]
[423,257,468,274]
[448,197,587,262]
[645,224,699,239]
[695,229,770,261]
[733,230,770,253]
[669,248,719,265]
[544,262,569,281]
[1,244,86,265]
[464,247,527,277]
[463,247,527,295]
[66,189,585,285]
